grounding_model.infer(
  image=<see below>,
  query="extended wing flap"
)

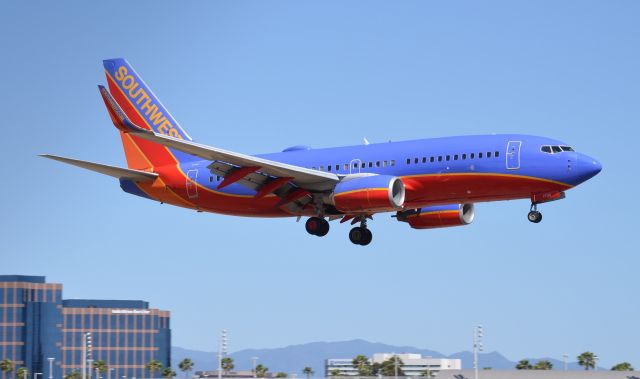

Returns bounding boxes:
[40,154,158,182]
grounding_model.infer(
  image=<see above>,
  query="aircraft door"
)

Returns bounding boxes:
[506,141,522,170]
[349,159,362,174]
[186,169,199,199]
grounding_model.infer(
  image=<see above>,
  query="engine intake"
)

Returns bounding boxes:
[330,175,405,212]
[397,203,475,229]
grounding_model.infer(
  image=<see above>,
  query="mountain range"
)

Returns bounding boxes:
[172,339,588,375]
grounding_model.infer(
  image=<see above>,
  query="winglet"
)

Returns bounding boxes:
[98,85,149,134]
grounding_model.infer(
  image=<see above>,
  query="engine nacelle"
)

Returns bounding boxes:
[397,203,475,229]
[329,175,405,212]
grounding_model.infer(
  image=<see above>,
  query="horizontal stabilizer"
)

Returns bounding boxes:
[40,154,158,182]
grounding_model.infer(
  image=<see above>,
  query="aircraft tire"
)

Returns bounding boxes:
[527,211,542,223]
[349,227,371,245]
[306,217,329,236]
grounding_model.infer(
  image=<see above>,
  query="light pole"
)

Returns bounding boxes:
[83,333,93,379]
[87,360,94,379]
[393,354,398,379]
[218,329,228,379]
[48,358,55,379]
[251,357,258,378]
[473,325,484,379]
[562,354,568,371]
[594,355,599,372]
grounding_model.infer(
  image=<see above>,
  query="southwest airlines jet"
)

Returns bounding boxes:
[42,59,602,245]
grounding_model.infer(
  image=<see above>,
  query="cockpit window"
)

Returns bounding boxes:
[541,145,575,154]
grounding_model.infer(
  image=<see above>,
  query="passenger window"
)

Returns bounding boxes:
[470,153,475,159]
[406,158,410,165]
[352,163,357,168]
[414,158,419,164]
[217,176,221,181]
[209,176,213,182]
[438,156,443,162]
[327,166,332,172]
[446,155,450,161]
[422,157,427,163]
[430,157,434,163]
[487,152,492,158]
[335,165,339,171]
[390,160,395,166]
[454,154,458,160]
[376,161,380,167]
[552,146,562,153]
[462,154,466,160]
[319,166,324,171]
[368,162,373,168]
[495,151,499,157]
[383,161,387,167]
[478,152,483,158]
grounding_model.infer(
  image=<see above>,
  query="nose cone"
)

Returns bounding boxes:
[574,153,602,184]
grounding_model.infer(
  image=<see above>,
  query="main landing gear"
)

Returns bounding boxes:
[305,217,329,237]
[304,216,373,245]
[527,203,543,223]
[349,219,373,246]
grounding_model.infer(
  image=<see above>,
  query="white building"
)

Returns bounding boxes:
[325,353,461,377]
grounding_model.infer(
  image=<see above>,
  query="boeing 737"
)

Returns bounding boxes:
[42,59,602,245]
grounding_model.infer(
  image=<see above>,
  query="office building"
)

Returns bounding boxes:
[0,276,171,379]
[325,353,461,377]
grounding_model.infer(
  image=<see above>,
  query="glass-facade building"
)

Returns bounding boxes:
[0,276,170,379]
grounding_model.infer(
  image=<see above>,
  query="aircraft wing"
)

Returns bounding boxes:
[99,85,339,192]
[40,154,158,182]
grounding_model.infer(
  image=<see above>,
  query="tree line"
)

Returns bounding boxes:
[515,352,634,371]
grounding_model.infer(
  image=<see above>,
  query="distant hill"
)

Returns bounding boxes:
[172,339,589,375]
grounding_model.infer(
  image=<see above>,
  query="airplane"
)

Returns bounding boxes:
[42,58,602,246]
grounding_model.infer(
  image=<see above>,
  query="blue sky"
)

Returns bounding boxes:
[1,0,639,369]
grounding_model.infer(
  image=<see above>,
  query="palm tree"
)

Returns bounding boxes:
[64,371,81,379]
[275,373,287,378]
[94,361,108,376]
[379,356,404,377]
[352,355,372,376]
[515,360,532,370]
[533,360,553,370]
[329,369,341,377]
[221,358,234,376]
[302,367,314,379]
[162,368,177,379]
[0,360,13,378]
[146,360,163,378]
[254,364,268,378]
[16,368,29,379]
[178,359,194,379]
[577,352,596,371]
[611,362,634,371]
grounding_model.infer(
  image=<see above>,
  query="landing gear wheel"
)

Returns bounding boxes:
[305,217,329,236]
[527,210,542,223]
[349,227,373,246]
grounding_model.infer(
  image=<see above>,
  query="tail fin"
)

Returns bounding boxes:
[102,58,197,169]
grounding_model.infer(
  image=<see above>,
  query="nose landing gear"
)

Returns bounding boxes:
[305,217,329,236]
[527,203,542,223]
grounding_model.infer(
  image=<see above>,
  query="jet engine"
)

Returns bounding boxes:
[396,203,475,229]
[328,175,405,212]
